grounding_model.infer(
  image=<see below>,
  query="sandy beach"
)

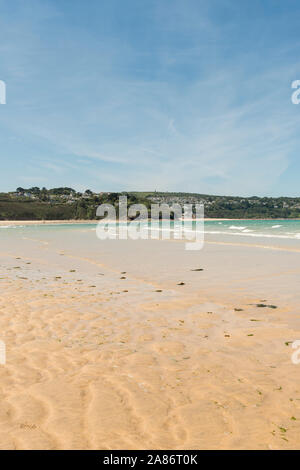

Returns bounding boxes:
[0,225,300,449]
[0,220,102,226]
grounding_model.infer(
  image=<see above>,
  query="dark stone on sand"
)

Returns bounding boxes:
[177,282,185,285]
[256,304,277,309]
[191,268,204,271]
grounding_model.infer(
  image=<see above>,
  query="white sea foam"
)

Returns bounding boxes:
[152,226,300,240]
[203,230,300,240]
[0,225,24,229]
[229,225,247,230]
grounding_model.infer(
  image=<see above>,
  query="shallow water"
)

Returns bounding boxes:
[1,219,300,241]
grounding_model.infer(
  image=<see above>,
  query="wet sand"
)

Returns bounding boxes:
[0,228,300,449]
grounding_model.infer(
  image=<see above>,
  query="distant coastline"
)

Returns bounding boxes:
[1,188,300,220]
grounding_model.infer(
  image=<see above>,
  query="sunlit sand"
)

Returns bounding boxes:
[0,225,300,449]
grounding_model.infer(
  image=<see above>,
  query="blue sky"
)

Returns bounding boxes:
[1,0,300,196]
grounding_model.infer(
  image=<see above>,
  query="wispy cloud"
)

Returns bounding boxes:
[0,0,300,195]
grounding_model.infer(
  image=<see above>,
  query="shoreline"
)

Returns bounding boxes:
[0,219,100,226]
[1,217,300,227]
